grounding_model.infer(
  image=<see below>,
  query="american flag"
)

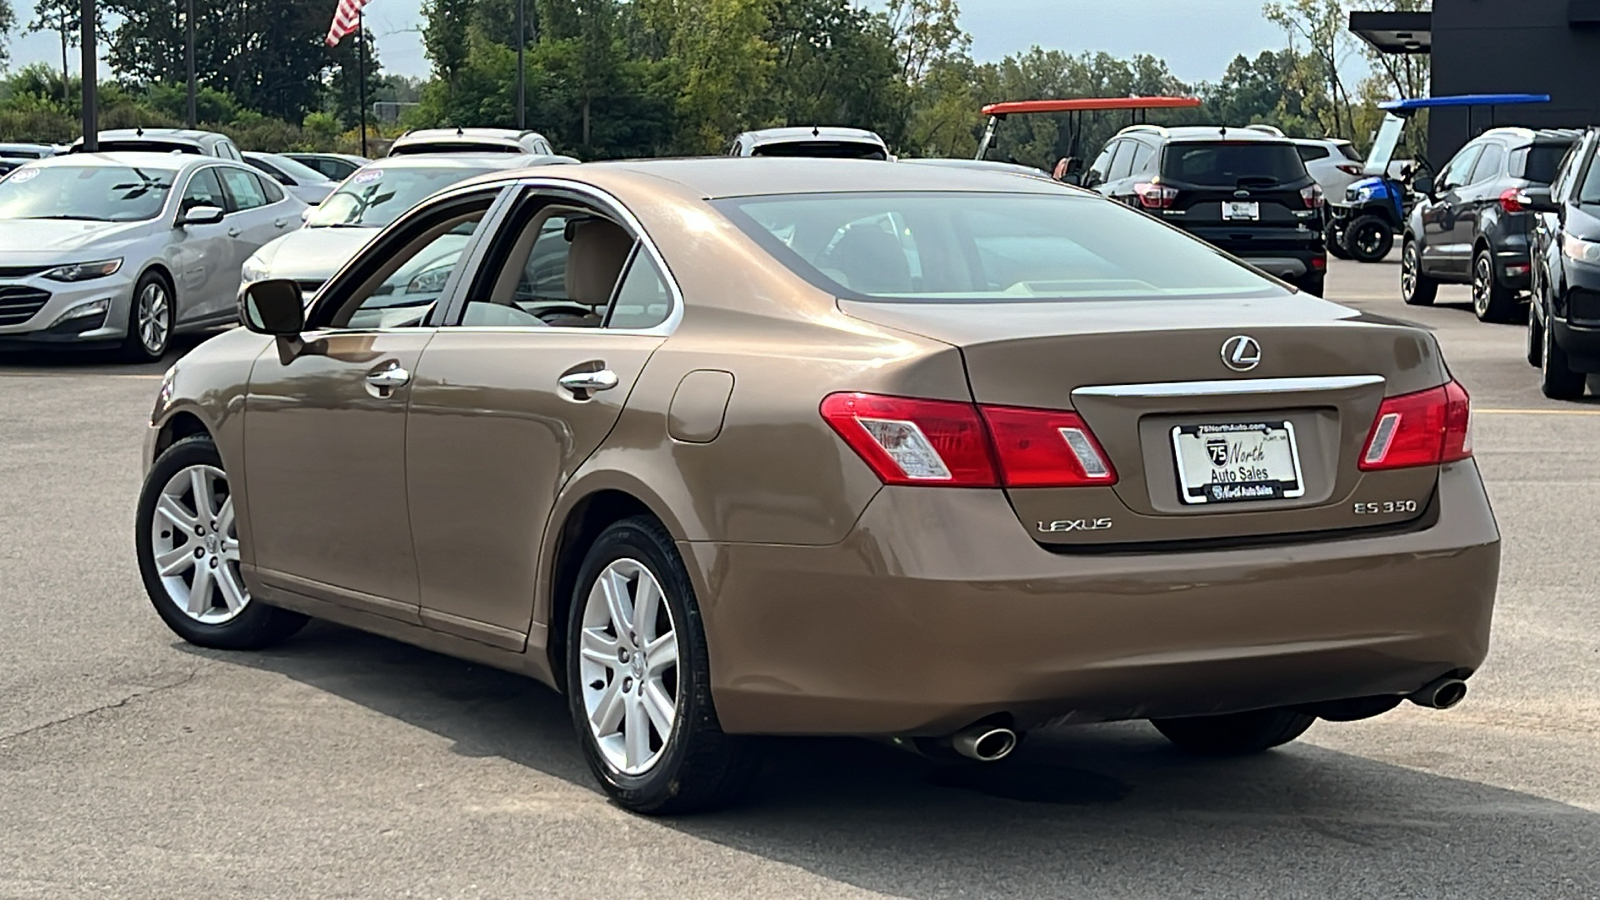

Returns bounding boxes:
[325,0,373,47]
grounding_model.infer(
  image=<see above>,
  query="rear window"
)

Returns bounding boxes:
[715,191,1282,302]
[751,141,889,160]
[1296,145,1329,162]
[1162,142,1308,187]
[1337,143,1362,161]
[390,142,520,155]
[1511,143,1573,184]
[94,141,202,155]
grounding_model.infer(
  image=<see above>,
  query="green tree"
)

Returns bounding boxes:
[0,1,14,69]
[424,0,475,84]
[765,0,901,139]
[1264,0,1356,139]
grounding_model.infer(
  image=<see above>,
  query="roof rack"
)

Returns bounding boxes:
[1116,123,1168,137]
[1242,124,1285,136]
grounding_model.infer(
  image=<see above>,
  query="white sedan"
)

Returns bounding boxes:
[0,152,305,360]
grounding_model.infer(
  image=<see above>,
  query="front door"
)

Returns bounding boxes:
[1421,143,1482,276]
[241,193,498,618]
[405,194,673,645]
[168,167,233,328]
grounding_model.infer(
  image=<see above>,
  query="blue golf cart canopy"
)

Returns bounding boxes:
[1379,94,1550,112]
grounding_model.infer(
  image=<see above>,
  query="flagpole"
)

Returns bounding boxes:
[185,0,196,128]
[515,0,525,130]
[358,7,369,156]
[79,0,96,151]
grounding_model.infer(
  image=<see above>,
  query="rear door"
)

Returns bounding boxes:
[215,168,294,317]
[404,186,670,647]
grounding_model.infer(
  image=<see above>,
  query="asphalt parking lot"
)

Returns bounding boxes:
[2,258,1597,899]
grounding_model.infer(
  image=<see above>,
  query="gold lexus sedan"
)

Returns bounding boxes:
[137,159,1499,814]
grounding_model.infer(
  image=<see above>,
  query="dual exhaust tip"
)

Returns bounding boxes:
[950,723,1019,762]
[1408,676,1468,710]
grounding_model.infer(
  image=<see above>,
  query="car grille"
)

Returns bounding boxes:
[1569,288,1600,326]
[0,265,49,278]
[0,285,51,326]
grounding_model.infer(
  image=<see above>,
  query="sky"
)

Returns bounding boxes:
[4,0,1292,87]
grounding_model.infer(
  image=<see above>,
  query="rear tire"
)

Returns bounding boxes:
[1527,303,1545,368]
[1346,214,1394,262]
[567,516,761,815]
[1296,272,1325,297]
[135,435,309,650]
[1152,708,1314,756]
[1326,222,1352,260]
[1473,248,1519,323]
[1540,312,1587,400]
[1401,239,1437,306]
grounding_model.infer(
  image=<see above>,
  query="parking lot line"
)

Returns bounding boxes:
[1476,408,1600,416]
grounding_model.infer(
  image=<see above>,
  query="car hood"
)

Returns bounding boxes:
[0,218,152,262]
[250,226,380,282]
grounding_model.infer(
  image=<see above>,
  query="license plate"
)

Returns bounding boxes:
[1172,422,1305,505]
[1223,200,1260,221]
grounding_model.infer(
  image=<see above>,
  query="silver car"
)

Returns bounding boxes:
[0,152,306,360]
[243,152,339,206]
[241,153,575,296]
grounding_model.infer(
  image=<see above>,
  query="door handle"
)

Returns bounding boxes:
[365,360,411,392]
[273,218,288,229]
[558,369,619,395]
[227,227,241,238]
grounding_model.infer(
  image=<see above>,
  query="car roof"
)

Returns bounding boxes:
[80,128,228,145]
[464,157,1079,200]
[1473,126,1584,145]
[900,158,1049,177]
[1160,126,1295,144]
[354,153,572,172]
[741,127,887,147]
[25,151,236,172]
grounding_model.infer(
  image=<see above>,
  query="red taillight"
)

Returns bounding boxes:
[820,393,1118,488]
[820,393,997,486]
[980,405,1118,487]
[1359,380,1473,471]
[1134,182,1178,209]
[1335,163,1364,176]
[1498,188,1525,214]
[1301,184,1325,209]
[1310,253,1327,271]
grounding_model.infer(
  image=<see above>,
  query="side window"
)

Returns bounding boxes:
[325,204,490,330]
[536,140,554,155]
[1439,145,1482,190]
[179,168,227,213]
[1086,143,1117,185]
[220,140,242,161]
[1106,141,1136,181]
[1296,144,1330,162]
[1128,141,1155,174]
[463,205,637,328]
[607,251,672,329]
[259,175,285,204]
[217,167,268,211]
[1470,143,1505,184]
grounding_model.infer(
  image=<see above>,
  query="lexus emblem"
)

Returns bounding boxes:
[1220,335,1262,372]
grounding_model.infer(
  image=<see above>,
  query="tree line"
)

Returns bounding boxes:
[0,0,1430,166]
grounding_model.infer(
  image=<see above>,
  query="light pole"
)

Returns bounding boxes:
[186,0,197,128]
[515,0,526,130]
[79,0,96,150]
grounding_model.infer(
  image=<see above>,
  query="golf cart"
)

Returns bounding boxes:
[1329,93,1550,262]
[975,96,1202,182]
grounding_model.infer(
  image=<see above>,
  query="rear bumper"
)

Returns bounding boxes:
[689,462,1499,736]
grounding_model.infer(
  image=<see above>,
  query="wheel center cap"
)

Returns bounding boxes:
[632,654,645,677]
[204,533,220,555]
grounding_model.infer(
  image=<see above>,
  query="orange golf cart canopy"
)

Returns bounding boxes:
[980,97,1203,117]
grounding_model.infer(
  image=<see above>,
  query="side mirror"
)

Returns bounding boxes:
[239,278,305,336]
[178,204,224,226]
[1412,175,1435,197]
[1519,186,1560,213]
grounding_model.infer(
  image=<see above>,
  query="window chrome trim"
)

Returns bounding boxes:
[1073,375,1385,399]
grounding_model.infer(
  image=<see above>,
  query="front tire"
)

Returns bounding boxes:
[1401,239,1438,306]
[1472,248,1519,323]
[121,270,174,362]
[567,516,760,815]
[1346,214,1394,262]
[1152,708,1314,755]
[135,435,309,649]
[1527,298,1545,368]
[1540,312,1587,400]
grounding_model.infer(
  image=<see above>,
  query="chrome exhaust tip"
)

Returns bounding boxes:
[1409,676,1468,710]
[951,725,1018,762]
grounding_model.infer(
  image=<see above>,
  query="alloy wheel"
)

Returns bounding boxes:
[1472,255,1492,316]
[137,281,171,357]
[149,464,248,624]
[578,558,680,775]
[1402,245,1418,297]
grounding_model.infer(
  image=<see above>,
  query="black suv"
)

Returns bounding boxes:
[1524,127,1600,398]
[1084,126,1327,295]
[1401,127,1581,322]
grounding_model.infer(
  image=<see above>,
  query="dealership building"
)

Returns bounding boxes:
[1352,1,1600,161]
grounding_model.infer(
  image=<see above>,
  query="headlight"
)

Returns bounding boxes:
[1354,186,1375,202]
[1562,234,1600,265]
[240,255,271,285]
[405,265,452,294]
[41,258,123,282]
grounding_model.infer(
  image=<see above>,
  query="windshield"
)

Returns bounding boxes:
[716,191,1282,302]
[255,154,330,184]
[306,165,493,227]
[0,164,176,221]
[1161,142,1307,187]
[752,141,889,160]
[1365,114,1407,176]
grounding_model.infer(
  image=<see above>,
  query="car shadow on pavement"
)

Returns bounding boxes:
[0,331,215,375]
[188,620,1600,899]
